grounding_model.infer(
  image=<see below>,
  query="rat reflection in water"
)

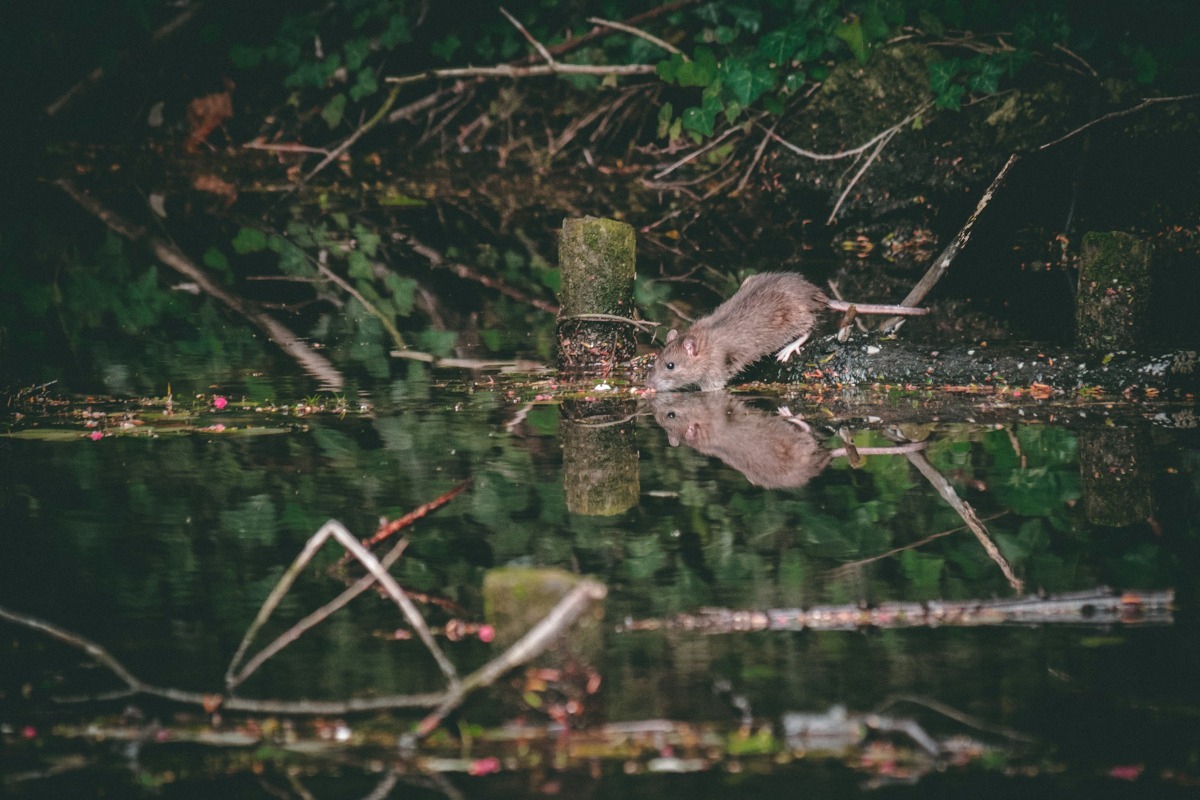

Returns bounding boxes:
[650,392,925,489]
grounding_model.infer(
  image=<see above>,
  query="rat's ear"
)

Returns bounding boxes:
[666,329,678,344]
[682,334,699,356]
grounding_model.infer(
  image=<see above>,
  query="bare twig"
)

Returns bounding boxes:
[499,7,555,65]
[226,519,460,689]
[371,480,472,549]
[386,61,657,88]
[304,85,402,183]
[905,451,1024,594]
[242,140,331,155]
[587,16,685,57]
[560,313,658,333]
[736,117,779,194]
[416,579,608,736]
[314,254,408,351]
[1038,93,1200,151]
[56,179,345,390]
[880,153,1020,332]
[653,120,750,179]
[763,102,932,162]
[227,537,413,691]
[826,127,897,224]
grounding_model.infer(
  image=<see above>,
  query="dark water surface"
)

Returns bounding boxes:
[2,371,1198,797]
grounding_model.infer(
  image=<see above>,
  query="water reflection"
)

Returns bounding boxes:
[1,376,1196,794]
[649,391,924,490]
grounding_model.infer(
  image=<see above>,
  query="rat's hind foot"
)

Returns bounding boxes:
[775,334,810,362]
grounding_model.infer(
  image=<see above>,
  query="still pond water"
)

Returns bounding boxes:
[2,365,1198,798]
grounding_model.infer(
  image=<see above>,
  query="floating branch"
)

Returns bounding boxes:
[621,588,1174,633]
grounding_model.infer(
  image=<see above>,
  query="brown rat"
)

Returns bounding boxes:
[650,392,832,489]
[647,272,928,391]
[650,392,929,489]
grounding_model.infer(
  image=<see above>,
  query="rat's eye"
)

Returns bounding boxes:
[665,362,675,370]
[666,411,676,419]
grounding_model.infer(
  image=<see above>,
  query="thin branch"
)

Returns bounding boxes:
[304,85,402,183]
[653,120,749,179]
[826,127,896,224]
[1039,93,1200,151]
[905,451,1024,594]
[242,140,331,155]
[227,537,413,691]
[499,6,555,65]
[736,117,779,194]
[586,16,685,57]
[879,154,1020,332]
[763,102,932,162]
[386,61,657,88]
[560,313,658,333]
[55,179,344,390]
[416,579,608,736]
[314,255,408,351]
[227,519,461,689]
[365,480,473,550]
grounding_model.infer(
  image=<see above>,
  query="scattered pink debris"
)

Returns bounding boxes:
[469,756,501,776]
[478,624,495,643]
[21,725,37,739]
[89,430,104,441]
[1109,765,1143,781]
[213,396,228,410]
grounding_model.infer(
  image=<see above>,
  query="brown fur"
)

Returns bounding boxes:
[650,393,832,489]
[647,272,926,391]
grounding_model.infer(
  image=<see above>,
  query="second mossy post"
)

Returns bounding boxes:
[1075,231,1152,352]
[556,217,637,371]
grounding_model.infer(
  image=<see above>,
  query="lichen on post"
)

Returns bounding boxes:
[556,216,637,371]
[1075,231,1152,351]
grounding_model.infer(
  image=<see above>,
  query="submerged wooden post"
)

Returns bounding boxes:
[556,217,637,370]
[1075,231,1152,351]
[560,398,639,516]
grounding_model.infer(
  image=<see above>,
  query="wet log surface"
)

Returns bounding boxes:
[763,334,1198,398]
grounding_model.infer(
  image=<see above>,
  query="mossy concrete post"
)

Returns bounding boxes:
[1076,231,1152,351]
[561,397,639,516]
[556,217,637,370]
[1078,426,1153,528]
[482,566,604,668]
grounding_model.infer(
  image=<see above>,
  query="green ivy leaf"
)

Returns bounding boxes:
[232,227,267,255]
[656,101,675,138]
[784,70,807,92]
[347,250,372,280]
[321,93,347,128]
[202,247,230,278]
[430,34,461,62]
[385,274,417,316]
[724,60,776,106]
[928,59,961,94]
[758,27,805,65]
[726,3,762,33]
[229,45,264,70]
[349,67,378,101]
[834,18,868,64]
[353,224,381,256]
[379,13,411,49]
[917,10,945,36]
[682,105,716,137]
[935,83,965,111]
[676,46,719,87]
[343,37,370,71]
